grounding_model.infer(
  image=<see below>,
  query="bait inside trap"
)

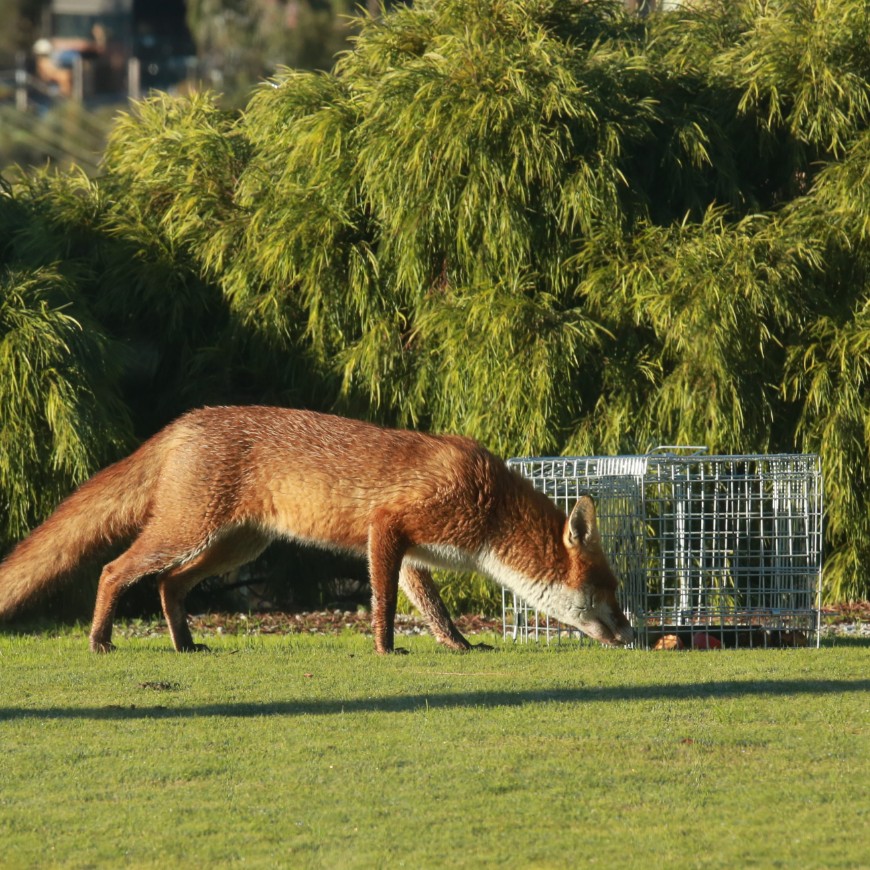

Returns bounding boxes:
[503,449,823,649]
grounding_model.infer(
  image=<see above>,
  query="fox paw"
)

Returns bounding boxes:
[90,639,116,653]
[470,642,495,651]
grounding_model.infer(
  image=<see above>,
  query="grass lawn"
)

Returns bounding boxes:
[0,627,867,868]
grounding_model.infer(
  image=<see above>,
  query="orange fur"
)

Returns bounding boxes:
[0,407,634,653]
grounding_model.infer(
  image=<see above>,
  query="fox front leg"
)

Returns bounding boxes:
[367,517,409,655]
[399,563,492,651]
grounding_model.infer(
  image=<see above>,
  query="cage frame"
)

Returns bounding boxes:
[503,448,823,649]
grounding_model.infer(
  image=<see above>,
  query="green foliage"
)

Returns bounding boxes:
[572,209,806,454]
[2,0,870,604]
[726,0,870,157]
[0,262,129,540]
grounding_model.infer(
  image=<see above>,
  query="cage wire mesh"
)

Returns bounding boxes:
[503,449,823,649]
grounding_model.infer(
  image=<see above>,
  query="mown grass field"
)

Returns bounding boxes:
[1,628,867,868]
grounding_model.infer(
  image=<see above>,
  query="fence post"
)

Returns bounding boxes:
[128,56,141,101]
[15,51,28,112]
[71,53,84,101]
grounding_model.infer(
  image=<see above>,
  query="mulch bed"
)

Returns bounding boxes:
[821,600,870,624]
[111,604,868,641]
[116,610,504,640]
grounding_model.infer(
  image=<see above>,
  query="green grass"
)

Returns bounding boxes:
[1,629,868,868]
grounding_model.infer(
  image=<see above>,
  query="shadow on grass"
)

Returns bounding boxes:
[1,679,869,720]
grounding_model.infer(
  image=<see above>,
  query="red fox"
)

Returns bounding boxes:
[0,406,634,653]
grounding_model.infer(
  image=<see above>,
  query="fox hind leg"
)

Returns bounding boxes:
[89,525,270,653]
[158,572,211,652]
[89,532,181,652]
[157,527,271,652]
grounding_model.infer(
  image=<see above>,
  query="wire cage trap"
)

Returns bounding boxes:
[503,449,823,649]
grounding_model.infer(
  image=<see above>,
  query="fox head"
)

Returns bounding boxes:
[556,496,634,647]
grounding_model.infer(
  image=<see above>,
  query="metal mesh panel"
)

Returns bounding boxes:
[503,451,823,649]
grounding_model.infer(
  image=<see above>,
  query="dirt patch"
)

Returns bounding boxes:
[115,610,503,640]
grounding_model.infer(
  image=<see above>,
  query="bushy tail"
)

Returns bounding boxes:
[0,436,164,618]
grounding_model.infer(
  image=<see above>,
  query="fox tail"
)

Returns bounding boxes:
[0,438,162,618]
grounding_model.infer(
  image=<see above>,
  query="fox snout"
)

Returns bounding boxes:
[583,611,634,646]
[576,590,634,647]
[600,613,635,646]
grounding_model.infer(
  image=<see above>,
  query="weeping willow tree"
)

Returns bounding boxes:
[2,0,869,604]
[778,129,870,602]
[0,264,125,540]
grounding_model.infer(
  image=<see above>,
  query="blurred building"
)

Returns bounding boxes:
[30,0,681,101]
[33,0,193,99]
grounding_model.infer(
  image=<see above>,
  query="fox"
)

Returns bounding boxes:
[0,406,634,653]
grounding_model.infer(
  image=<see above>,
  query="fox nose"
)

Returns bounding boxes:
[615,623,635,645]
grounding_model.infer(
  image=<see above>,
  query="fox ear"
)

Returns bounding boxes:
[567,495,601,550]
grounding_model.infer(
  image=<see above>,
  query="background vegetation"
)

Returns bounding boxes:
[184,0,377,98]
[1,0,868,613]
